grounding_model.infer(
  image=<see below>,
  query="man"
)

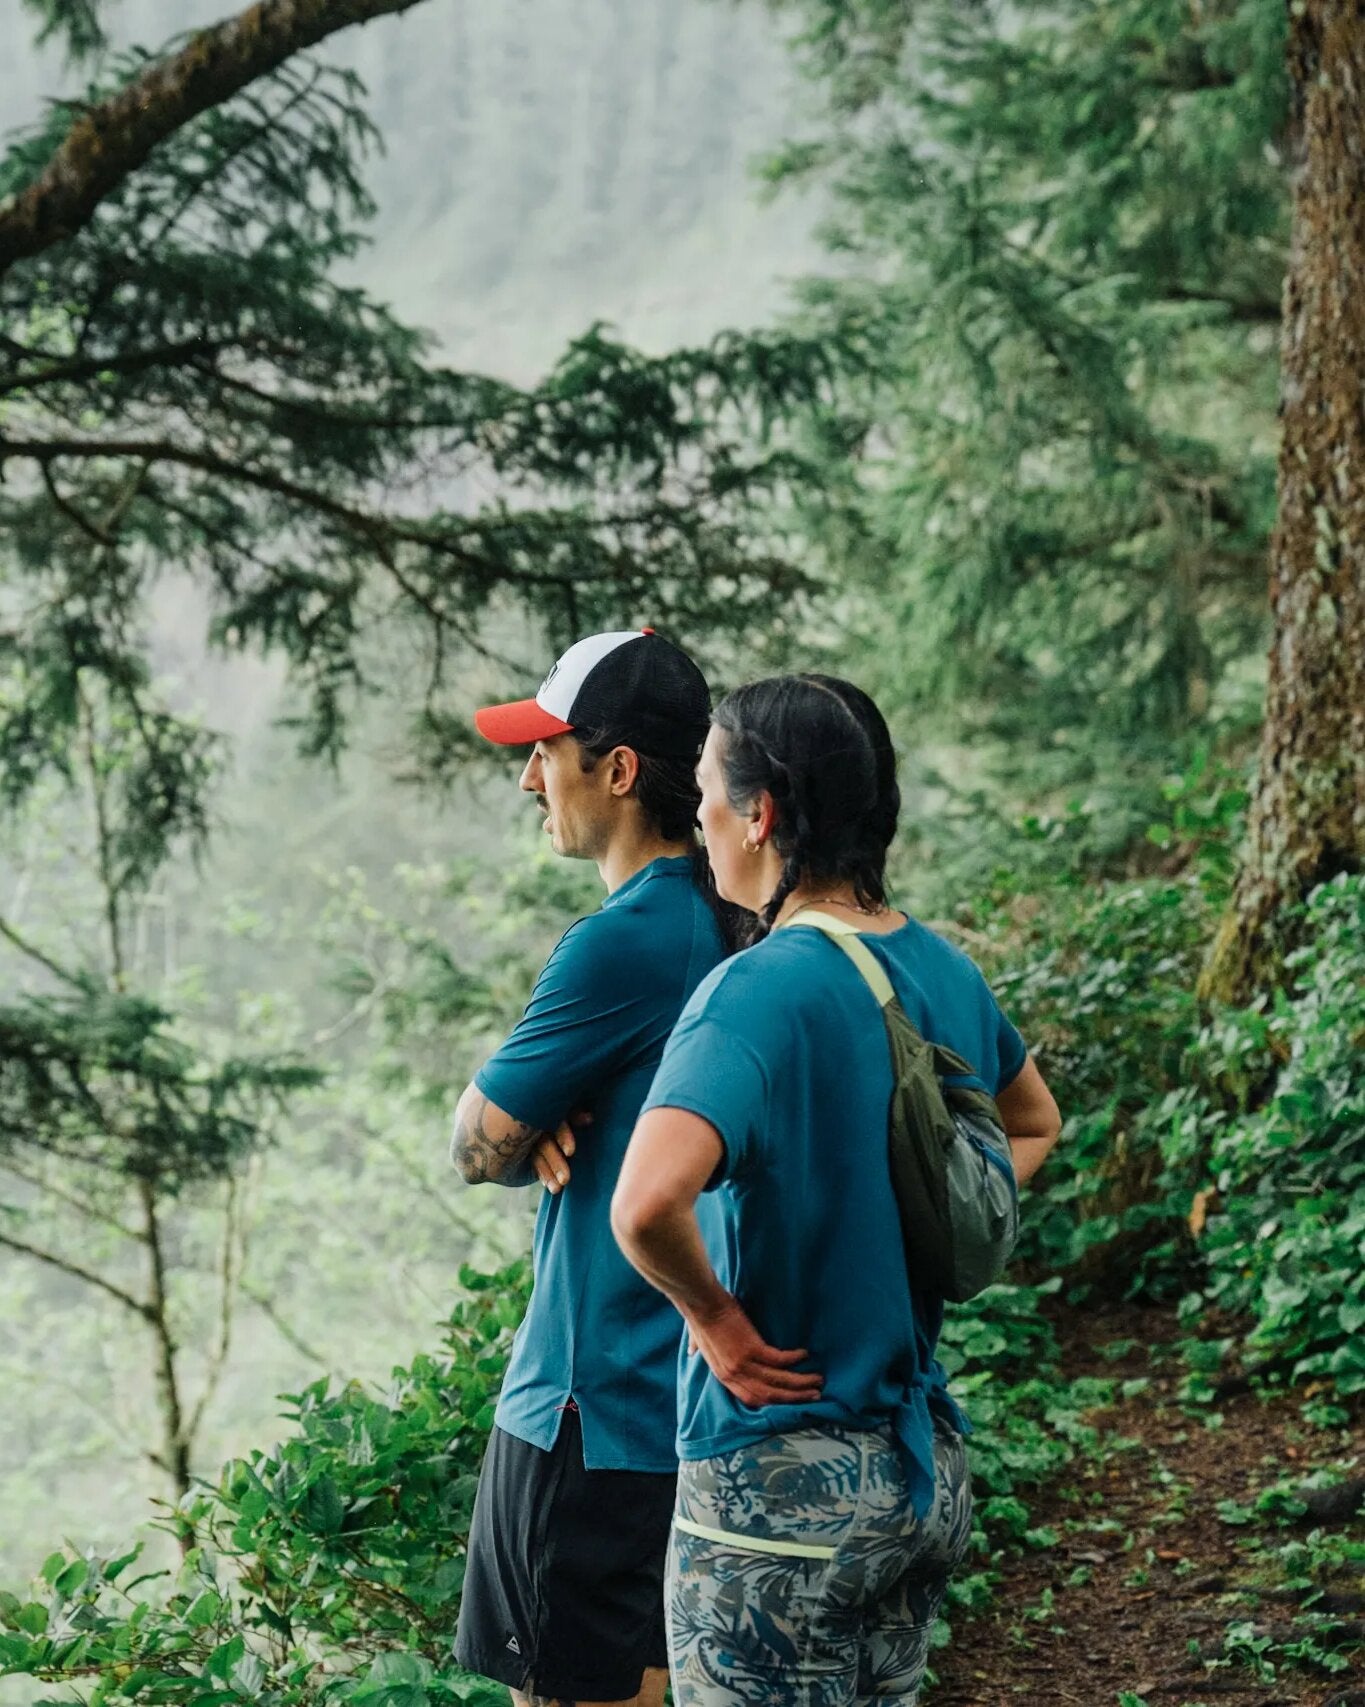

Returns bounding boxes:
[451,628,729,1707]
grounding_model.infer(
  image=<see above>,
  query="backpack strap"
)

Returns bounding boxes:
[778,908,985,1082]
[777,906,897,1009]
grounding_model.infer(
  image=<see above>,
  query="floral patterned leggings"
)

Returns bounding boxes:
[666,1422,973,1706]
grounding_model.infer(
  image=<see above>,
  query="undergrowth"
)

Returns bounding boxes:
[3,763,1363,1704]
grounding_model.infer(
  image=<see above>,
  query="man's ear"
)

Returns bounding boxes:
[607,745,641,798]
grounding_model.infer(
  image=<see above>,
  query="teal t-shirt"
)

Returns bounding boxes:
[475,856,725,1472]
[641,915,1027,1511]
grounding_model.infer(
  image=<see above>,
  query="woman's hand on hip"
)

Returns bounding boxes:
[686,1294,823,1409]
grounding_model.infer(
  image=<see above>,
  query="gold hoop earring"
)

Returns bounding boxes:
[742,836,761,854]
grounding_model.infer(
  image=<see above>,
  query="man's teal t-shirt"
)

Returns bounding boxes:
[475,855,725,1472]
[641,915,1027,1510]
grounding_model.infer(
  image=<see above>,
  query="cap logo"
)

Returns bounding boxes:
[539,659,561,695]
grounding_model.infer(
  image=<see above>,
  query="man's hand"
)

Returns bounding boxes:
[530,1113,588,1196]
[450,1087,552,1188]
[685,1294,823,1410]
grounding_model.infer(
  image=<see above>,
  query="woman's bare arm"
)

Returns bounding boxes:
[995,1054,1062,1186]
[612,1107,823,1408]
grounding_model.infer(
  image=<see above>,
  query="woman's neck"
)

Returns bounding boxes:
[772,885,897,930]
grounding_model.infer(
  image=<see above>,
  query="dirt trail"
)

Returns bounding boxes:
[932,1306,1365,1707]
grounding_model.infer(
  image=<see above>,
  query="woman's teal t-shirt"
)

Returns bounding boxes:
[641,915,1027,1512]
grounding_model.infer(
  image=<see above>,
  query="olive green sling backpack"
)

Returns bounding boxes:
[780,908,1019,1303]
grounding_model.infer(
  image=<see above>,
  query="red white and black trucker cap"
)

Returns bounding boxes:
[473,629,710,757]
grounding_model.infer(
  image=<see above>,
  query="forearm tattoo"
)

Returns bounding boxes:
[450,1091,546,1187]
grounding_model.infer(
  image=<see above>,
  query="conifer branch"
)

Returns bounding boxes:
[0,337,233,397]
[7,432,428,556]
[0,0,427,280]
[40,460,114,546]
[1,434,638,593]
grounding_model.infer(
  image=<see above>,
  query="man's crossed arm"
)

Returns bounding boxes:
[450,1084,577,1193]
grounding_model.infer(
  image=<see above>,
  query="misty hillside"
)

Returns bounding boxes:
[2,0,821,378]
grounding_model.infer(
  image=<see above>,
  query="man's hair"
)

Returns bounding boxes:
[710,674,900,940]
[574,731,700,842]
[573,726,745,953]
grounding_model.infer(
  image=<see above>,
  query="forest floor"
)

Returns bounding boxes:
[932,1304,1365,1707]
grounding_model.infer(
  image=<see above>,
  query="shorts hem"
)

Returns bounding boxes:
[528,1665,661,1700]
[460,1649,656,1702]
[453,1644,531,1693]
[459,1413,673,1700]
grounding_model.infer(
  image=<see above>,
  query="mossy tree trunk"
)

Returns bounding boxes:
[1201,0,1365,1006]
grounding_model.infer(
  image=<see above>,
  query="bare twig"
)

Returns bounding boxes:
[0,1158,142,1242]
[241,1283,328,1368]
[0,1227,150,1319]
[185,1174,241,1445]
[0,911,86,989]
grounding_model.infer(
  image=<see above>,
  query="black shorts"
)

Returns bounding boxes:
[455,1405,676,1701]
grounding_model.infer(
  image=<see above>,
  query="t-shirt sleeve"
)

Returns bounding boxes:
[473,914,651,1131]
[993,1003,1028,1092]
[969,958,1027,1092]
[642,1006,770,1183]
[931,938,1028,1095]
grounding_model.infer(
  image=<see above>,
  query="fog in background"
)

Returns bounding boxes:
[2,0,821,379]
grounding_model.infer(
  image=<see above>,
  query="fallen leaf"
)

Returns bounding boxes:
[1188,1187,1217,1236]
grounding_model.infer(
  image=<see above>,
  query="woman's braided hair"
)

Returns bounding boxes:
[711,674,900,940]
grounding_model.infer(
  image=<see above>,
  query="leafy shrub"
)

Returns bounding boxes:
[1179,874,1365,1394]
[0,1262,530,1707]
[919,751,1250,1289]
[956,865,1211,1292]
[929,763,1361,1410]
[977,838,1362,1396]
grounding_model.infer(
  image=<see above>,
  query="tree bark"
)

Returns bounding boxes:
[0,0,426,281]
[1201,0,1365,1005]
[138,1177,192,1503]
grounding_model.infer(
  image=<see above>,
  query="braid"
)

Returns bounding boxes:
[747,744,805,940]
[755,854,799,940]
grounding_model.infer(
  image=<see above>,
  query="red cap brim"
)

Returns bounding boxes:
[473,698,575,746]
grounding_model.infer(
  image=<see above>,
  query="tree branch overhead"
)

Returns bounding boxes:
[0,0,425,280]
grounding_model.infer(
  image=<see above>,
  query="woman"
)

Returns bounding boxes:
[611,674,1061,1706]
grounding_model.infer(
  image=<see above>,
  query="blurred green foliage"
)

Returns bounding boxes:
[1175,875,1365,1395]
[766,0,1285,800]
[0,1263,529,1707]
